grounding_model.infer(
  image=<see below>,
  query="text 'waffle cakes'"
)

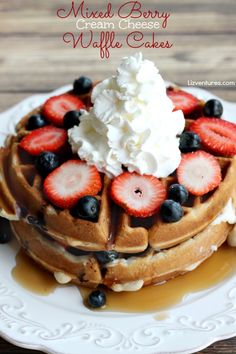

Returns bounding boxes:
[1,57,236,292]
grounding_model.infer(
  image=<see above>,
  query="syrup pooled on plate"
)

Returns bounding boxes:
[12,244,236,312]
[12,250,57,295]
[80,244,236,312]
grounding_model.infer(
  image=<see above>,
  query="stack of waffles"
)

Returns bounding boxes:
[1,58,236,292]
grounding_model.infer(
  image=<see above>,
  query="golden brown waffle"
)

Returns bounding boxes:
[1,90,236,291]
[149,153,236,250]
[10,217,233,289]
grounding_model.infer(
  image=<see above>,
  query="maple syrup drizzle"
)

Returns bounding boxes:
[12,250,57,295]
[12,245,236,312]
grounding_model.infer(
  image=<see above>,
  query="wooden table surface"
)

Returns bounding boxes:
[0,0,235,353]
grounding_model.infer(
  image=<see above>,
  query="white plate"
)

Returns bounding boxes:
[1,86,236,354]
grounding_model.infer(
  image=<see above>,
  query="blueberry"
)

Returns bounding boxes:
[160,200,183,223]
[0,232,11,244]
[203,99,223,118]
[179,131,201,153]
[63,110,82,130]
[66,246,89,256]
[73,76,92,95]
[71,196,100,221]
[168,184,189,205]
[35,152,60,177]
[26,114,47,130]
[95,250,119,265]
[88,289,106,308]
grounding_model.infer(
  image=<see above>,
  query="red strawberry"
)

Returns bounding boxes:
[110,172,167,218]
[43,160,102,209]
[177,151,221,196]
[167,88,201,115]
[20,126,67,156]
[42,93,85,126]
[189,117,236,157]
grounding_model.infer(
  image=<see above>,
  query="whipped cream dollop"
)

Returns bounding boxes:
[68,52,185,177]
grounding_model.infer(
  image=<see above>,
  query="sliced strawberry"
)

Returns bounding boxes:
[43,160,102,209]
[20,126,67,156]
[42,93,85,126]
[110,172,167,218]
[189,117,236,157]
[177,151,221,196]
[167,88,201,115]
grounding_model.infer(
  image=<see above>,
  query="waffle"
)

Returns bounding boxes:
[10,217,233,289]
[1,90,236,291]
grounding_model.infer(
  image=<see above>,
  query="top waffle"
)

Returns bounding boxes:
[1,84,236,258]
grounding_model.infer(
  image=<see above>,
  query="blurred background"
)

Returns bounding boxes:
[0,0,235,353]
[0,0,235,113]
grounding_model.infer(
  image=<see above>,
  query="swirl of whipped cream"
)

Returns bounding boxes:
[68,52,185,178]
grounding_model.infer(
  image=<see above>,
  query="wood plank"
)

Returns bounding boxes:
[0,13,235,35]
[0,0,235,11]
[0,0,235,35]
[0,35,235,92]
